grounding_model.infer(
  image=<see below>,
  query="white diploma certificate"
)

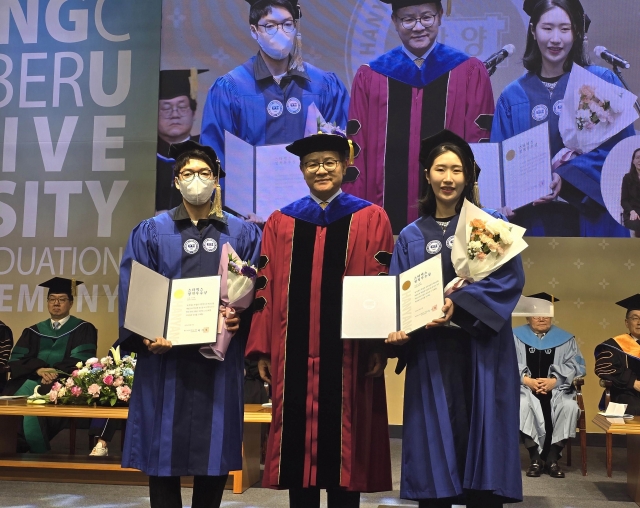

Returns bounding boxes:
[469,122,552,210]
[341,256,444,339]
[224,131,309,219]
[501,122,552,210]
[124,261,221,346]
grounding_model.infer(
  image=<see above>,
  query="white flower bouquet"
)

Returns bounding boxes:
[556,64,638,164]
[445,200,528,294]
[199,243,257,361]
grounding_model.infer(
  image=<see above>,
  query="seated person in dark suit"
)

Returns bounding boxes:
[595,294,640,414]
[2,278,98,452]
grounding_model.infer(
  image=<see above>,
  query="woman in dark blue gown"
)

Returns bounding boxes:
[387,130,525,508]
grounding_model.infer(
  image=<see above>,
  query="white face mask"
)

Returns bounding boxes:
[253,28,295,61]
[176,177,216,206]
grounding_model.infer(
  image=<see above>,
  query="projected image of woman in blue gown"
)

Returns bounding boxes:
[386,130,525,508]
[491,0,634,237]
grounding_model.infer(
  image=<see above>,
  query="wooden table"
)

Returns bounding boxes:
[593,414,640,505]
[0,401,271,493]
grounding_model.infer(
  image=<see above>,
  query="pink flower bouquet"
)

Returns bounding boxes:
[199,243,257,361]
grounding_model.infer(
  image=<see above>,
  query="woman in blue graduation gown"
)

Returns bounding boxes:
[117,141,261,508]
[491,0,633,237]
[387,130,525,508]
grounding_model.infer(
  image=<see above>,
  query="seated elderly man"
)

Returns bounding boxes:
[513,293,585,479]
[595,294,640,415]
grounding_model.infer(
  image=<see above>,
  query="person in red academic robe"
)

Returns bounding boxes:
[247,133,394,508]
[343,0,495,234]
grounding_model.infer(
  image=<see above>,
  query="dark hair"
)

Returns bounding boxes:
[249,0,296,25]
[392,1,442,14]
[418,144,478,217]
[189,98,197,112]
[173,150,216,177]
[629,148,640,175]
[522,0,590,73]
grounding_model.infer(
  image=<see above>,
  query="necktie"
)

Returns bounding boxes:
[414,57,425,69]
[53,322,60,330]
[319,201,329,210]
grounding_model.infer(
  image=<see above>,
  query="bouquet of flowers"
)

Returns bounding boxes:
[556,64,638,164]
[303,103,347,137]
[28,347,135,406]
[199,243,257,361]
[445,200,528,294]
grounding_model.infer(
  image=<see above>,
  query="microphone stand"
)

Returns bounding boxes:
[612,64,640,115]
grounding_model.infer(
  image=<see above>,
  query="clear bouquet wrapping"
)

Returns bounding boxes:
[555,64,638,166]
[445,200,528,295]
[199,243,257,361]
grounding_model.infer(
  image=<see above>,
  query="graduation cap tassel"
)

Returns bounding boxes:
[71,278,77,297]
[446,0,452,16]
[211,183,223,218]
[347,140,355,165]
[472,161,482,207]
[290,8,304,72]
[188,68,198,101]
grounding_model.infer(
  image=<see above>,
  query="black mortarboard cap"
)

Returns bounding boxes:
[419,129,481,180]
[286,133,351,160]
[39,277,83,298]
[527,292,559,303]
[523,0,591,33]
[379,0,448,12]
[245,0,301,19]
[159,69,208,101]
[616,294,640,312]
[168,140,225,178]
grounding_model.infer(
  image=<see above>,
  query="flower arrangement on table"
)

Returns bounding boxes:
[199,243,257,361]
[28,347,135,406]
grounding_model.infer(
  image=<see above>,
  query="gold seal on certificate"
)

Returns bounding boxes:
[341,256,444,339]
[124,261,221,346]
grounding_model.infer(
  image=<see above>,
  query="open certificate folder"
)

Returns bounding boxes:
[470,122,552,210]
[124,261,221,346]
[341,256,444,339]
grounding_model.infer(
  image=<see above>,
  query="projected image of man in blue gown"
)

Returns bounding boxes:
[200,0,349,207]
[491,0,634,237]
[116,141,261,508]
[386,130,525,508]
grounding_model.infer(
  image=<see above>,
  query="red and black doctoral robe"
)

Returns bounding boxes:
[246,192,394,492]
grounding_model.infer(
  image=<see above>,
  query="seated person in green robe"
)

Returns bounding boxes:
[0,320,13,393]
[2,278,98,453]
[514,293,585,479]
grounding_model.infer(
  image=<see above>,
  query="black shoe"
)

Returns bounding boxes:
[526,459,544,477]
[547,462,565,478]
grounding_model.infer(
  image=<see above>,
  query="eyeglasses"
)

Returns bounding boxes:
[159,105,192,119]
[400,15,437,30]
[628,316,640,323]
[303,159,342,173]
[257,20,296,35]
[178,169,214,182]
[47,297,70,304]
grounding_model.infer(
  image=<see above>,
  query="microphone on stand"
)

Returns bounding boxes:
[594,46,630,69]
[484,44,516,76]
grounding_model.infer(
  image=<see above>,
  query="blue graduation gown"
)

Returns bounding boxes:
[200,54,349,171]
[491,65,633,237]
[390,212,524,503]
[117,205,261,477]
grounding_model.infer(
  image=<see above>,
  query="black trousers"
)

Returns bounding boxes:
[418,490,503,508]
[148,474,228,508]
[288,487,360,508]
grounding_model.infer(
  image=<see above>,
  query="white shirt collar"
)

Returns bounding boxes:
[310,188,342,205]
[51,315,71,328]
[402,41,438,64]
